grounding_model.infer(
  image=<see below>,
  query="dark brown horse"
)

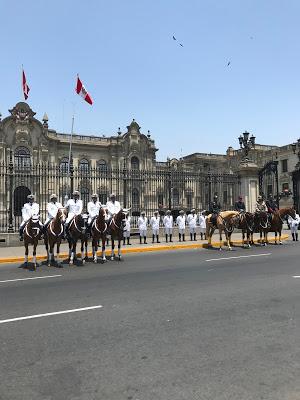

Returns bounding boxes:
[252,211,269,246]
[23,215,42,270]
[267,207,295,244]
[44,208,67,267]
[91,207,108,263]
[109,209,128,260]
[230,212,255,248]
[67,214,88,265]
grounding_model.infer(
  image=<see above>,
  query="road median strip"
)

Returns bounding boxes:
[0,235,289,264]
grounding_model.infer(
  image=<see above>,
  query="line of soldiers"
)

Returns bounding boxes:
[19,191,281,241]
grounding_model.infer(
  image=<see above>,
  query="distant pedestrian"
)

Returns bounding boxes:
[176,210,186,242]
[150,211,160,243]
[187,209,198,241]
[138,211,148,244]
[199,211,207,240]
[288,211,300,241]
[123,214,131,245]
[163,210,173,242]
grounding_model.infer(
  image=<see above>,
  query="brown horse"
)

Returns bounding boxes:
[109,209,128,260]
[252,211,269,246]
[91,207,108,263]
[23,215,42,270]
[229,212,255,248]
[67,214,88,265]
[267,207,296,244]
[206,211,239,250]
[44,208,67,267]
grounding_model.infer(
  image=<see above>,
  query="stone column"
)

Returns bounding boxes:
[237,160,259,213]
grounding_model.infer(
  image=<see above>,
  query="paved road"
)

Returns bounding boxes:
[0,242,299,400]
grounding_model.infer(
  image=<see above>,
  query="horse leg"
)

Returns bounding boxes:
[85,239,88,260]
[274,231,277,245]
[111,238,115,260]
[33,243,37,270]
[93,239,98,263]
[279,230,282,245]
[48,243,53,267]
[102,237,107,262]
[118,239,121,260]
[24,243,29,267]
[219,229,223,251]
[81,240,85,264]
[69,241,75,265]
[56,241,62,267]
[225,230,232,251]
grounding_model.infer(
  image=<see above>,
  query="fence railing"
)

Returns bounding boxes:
[0,162,241,232]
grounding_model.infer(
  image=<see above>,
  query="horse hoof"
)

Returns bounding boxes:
[279,241,282,245]
[82,259,85,265]
[228,247,232,251]
[118,256,121,261]
[48,264,51,268]
[111,257,114,261]
[102,258,107,263]
[94,259,97,264]
[219,248,222,251]
[69,261,73,266]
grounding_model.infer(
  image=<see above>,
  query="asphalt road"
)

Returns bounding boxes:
[0,242,299,400]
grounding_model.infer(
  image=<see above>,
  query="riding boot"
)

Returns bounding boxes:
[296,233,299,241]
[179,233,181,242]
[127,237,131,245]
[144,236,147,244]
[292,233,295,241]
[152,234,155,243]
[165,234,168,243]
[200,233,203,240]
[190,233,193,241]
[170,234,173,242]
[157,235,160,243]
[123,237,126,245]
[19,227,24,241]
[182,234,185,242]
[194,233,196,241]
[140,236,142,244]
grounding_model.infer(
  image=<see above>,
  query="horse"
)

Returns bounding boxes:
[91,207,108,263]
[267,207,296,244]
[108,209,129,260]
[229,212,255,248]
[252,211,269,246]
[23,215,43,270]
[206,211,239,250]
[44,208,67,267]
[67,214,88,265]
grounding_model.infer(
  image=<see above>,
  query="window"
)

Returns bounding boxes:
[186,193,192,209]
[97,159,107,173]
[223,190,228,204]
[79,159,89,175]
[267,184,273,197]
[14,186,31,216]
[172,188,179,207]
[14,146,31,169]
[157,193,164,208]
[132,188,140,210]
[59,157,69,174]
[282,183,289,191]
[281,159,288,173]
[131,156,140,170]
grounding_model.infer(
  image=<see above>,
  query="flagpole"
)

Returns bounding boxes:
[68,114,75,175]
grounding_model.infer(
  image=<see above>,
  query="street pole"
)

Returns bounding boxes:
[8,149,14,233]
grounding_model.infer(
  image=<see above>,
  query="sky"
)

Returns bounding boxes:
[1,0,300,160]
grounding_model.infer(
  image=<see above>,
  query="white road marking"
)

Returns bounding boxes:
[293,276,300,278]
[205,253,271,262]
[0,305,103,324]
[0,275,62,284]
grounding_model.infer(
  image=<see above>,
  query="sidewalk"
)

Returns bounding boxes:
[0,230,291,264]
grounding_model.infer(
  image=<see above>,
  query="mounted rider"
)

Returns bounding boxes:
[255,195,268,212]
[44,194,63,232]
[266,193,278,222]
[209,194,221,227]
[87,193,102,236]
[65,190,83,237]
[19,194,43,241]
[106,193,122,232]
[234,196,246,213]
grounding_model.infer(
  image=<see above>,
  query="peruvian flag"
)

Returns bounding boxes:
[75,75,93,105]
[22,68,30,100]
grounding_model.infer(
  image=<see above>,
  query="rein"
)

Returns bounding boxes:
[93,218,107,234]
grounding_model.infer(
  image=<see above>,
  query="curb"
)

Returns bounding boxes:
[0,235,289,264]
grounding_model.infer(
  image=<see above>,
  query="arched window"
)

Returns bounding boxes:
[59,157,69,174]
[14,186,31,216]
[172,188,179,207]
[131,156,140,170]
[79,159,89,175]
[14,146,31,169]
[132,188,140,210]
[97,159,107,173]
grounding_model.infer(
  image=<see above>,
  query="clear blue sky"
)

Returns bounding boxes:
[1,0,300,160]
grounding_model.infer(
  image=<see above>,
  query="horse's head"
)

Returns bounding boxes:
[244,212,255,231]
[57,208,67,224]
[76,214,88,233]
[255,211,268,228]
[28,214,41,238]
[285,207,296,219]
[98,206,107,220]
[115,209,128,229]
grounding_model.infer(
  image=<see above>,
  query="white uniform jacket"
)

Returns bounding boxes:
[47,202,63,220]
[187,214,198,228]
[163,215,173,229]
[22,202,40,222]
[87,201,102,219]
[138,216,148,231]
[66,199,83,223]
[150,216,160,231]
[124,217,131,232]
[176,215,186,230]
[198,215,207,229]
[106,200,121,217]
[288,214,300,229]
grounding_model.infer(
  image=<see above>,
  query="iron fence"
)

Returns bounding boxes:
[0,161,241,232]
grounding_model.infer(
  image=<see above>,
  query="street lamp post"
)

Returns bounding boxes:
[291,139,300,209]
[167,158,172,210]
[238,131,256,161]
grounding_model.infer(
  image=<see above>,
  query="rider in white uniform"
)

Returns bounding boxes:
[44,194,63,230]
[138,211,148,244]
[19,194,42,240]
[106,193,121,219]
[65,190,83,236]
[163,210,173,243]
[87,193,102,233]
[150,211,160,243]
[187,209,198,241]
[176,210,186,242]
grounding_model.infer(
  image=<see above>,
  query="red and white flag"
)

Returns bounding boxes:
[22,69,30,100]
[75,76,93,105]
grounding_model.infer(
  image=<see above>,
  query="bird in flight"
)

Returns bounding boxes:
[173,35,176,41]
[173,35,183,47]
[227,61,231,66]
[180,43,183,47]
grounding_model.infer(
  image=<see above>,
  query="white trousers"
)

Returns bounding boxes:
[152,228,159,235]
[178,228,185,234]
[123,231,130,238]
[165,228,173,235]
[290,224,299,234]
[189,227,196,234]
[139,229,147,237]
